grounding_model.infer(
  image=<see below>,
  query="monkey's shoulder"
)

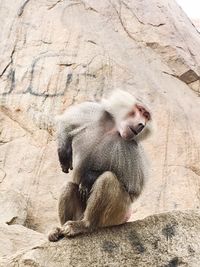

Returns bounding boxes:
[57,101,104,128]
[68,101,103,119]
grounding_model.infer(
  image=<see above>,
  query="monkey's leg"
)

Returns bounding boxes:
[48,182,84,242]
[58,182,84,224]
[60,172,132,237]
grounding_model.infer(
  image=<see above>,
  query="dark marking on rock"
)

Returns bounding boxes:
[87,40,97,45]
[25,55,73,97]
[1,68,16,96]
[162,224,176,240]
[85,73,96,78]
[6,216,18,225]
[1,45,16,96]
[9,69,15,91]
[188,245,195,254]
[164,257,179,267]
[66,73,73,87]
[59,63,75,67]
[102,240,118,253]
[48,0,63,10]
[127,230,146,253]
[18,0,31,17]
[152,239,160,249]
[179,69,199,84]
[1,54,73,97]
[0,61,11,78]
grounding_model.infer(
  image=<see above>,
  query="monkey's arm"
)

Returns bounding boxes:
[57,134,73,173]
[56,109,77,173]
[56,102,103,173]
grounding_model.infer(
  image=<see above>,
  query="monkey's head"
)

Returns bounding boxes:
[102,90,152,141]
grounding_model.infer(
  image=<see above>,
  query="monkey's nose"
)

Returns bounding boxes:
[135,123,144,134]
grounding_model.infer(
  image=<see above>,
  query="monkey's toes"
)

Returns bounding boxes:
[48,227,64,242]
[62,221,83,237]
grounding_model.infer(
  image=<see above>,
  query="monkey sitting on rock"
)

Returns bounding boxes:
[48,90,152,241]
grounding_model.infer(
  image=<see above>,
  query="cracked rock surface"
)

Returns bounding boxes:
[0,0,200,265]
[5,211,200,267]
[0,190,27,225]
[0,223,46,266]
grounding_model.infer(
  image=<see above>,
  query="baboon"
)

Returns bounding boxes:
[48,90,152,241]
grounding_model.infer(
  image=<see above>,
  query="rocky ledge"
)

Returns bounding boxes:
[2,211,200,267]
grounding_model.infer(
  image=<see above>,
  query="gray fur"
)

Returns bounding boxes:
[56,92,150,198]
[48,91,152,241]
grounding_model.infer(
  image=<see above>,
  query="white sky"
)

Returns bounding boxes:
[176,0,200,19]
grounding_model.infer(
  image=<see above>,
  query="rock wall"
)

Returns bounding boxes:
[0,0,200,264]
[193,18,200,31]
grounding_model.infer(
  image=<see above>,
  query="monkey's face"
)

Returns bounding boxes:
[118,104,151,141]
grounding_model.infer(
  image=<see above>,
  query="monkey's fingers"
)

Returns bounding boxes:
[69,160,73,170]
[79,185,89,203]
[61,166,69,173]
[61,163,73,173]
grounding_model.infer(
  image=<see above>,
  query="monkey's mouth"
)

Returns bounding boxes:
[120,127,137,140]
[128,126,138,136]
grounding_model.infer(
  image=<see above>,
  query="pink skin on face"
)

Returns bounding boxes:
[119,123,135,140]
[119,104,150,140]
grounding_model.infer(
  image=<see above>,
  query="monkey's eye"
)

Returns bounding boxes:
[129,111,135,116]
[144,112,150,120]
[136,105,144,113]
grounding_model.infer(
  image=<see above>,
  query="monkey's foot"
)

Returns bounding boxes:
[48,227,64,242]
[62,220,88,237]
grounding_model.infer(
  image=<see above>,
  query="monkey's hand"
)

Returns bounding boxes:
[61,164,73,174]
[78,170,102,202]
[58,142,73,173]
[61,157,73,173]
[79,183,89,203]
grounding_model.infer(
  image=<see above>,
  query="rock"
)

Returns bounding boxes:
[190,80,200,96]
[179,69,199,84]
[0,190,27,225]
[192,19,200,32]
[0,0,200,236]
[0,223,46,264]
[6,211,200,267]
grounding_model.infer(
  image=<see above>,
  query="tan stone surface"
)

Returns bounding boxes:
[6,211,200,267]
[0,223,46,265]
[0,190,27,225]
[0,0,200,263]
[192,19,200,32]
